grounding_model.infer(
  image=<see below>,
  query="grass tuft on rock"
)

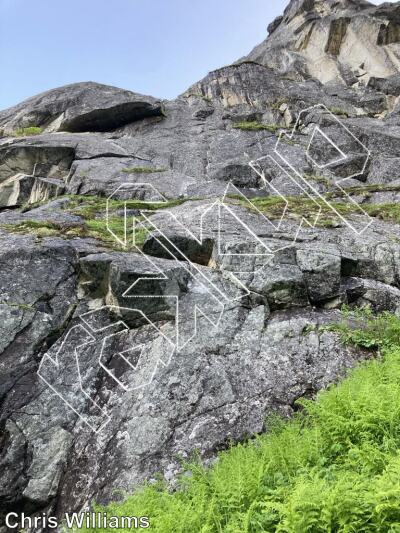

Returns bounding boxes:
[121,166,168,174]
[64,194,185,218]
[14,126,43,136]
[0,218,149,251]
[235,194,352,227]
[72,309,400,532]
[1,195,187,251]
[232,121,282,132]
[236,193,400,227]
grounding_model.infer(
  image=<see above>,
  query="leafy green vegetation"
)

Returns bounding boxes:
[321,305,400,351]
[122,166,168,174]
[232,121,282,132]
[71,308,400,532]
[14,126,43,136]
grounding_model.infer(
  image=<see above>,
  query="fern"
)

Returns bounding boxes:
[73,312,400,533]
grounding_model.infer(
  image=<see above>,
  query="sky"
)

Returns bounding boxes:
[0,0,394,110]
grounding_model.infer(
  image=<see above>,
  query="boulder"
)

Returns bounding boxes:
[368,74,400,96]
[0,174,34,207]
[296,249,342,303]
[343,277,400,313]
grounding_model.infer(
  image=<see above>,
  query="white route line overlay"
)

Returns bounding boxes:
[250,103,373,236]
[38,104,375,433]
[38,307,176,433]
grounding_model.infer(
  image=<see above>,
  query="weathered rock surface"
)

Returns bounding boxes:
[1,0,400,530]
[244,0,400,88]
[0,82,163,135]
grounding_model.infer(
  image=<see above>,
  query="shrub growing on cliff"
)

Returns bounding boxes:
[74,310,400,533]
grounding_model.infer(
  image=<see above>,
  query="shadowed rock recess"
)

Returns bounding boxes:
[2,0,400,529]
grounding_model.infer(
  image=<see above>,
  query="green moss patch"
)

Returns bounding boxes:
[64,194,184,218]
[0,218,148,251]
[4,195,187,251]
[235,194,354,227]
[236,193,400,227]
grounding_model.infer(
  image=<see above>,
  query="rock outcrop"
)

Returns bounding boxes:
[1,0,400,530]
[244,0,400,87]
[0,82,163,135]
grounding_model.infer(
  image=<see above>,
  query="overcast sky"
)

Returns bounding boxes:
[0,0,395,110]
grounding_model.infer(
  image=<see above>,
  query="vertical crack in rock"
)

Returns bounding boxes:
[377,21,400,46]
[325,18,351,56]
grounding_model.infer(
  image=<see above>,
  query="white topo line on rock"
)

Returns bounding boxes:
[249,103,373,237]
[37,106,374,434]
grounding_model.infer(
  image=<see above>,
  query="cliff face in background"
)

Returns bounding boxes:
[245,0,400,85]
[1,0,400,529]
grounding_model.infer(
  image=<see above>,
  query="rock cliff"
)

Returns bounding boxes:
[1,0,400,530]
[245,0,400,85]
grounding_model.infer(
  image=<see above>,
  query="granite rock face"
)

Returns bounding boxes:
[0,82,163,135]
[244,0,400,87]
[1,0,400,530]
